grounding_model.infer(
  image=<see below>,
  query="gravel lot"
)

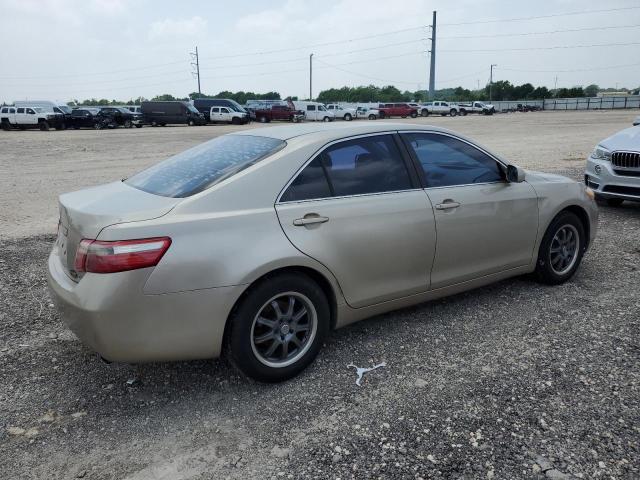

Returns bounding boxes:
[1,111,639,479]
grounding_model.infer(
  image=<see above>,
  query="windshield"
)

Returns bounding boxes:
[318,105,326,111]
[59,105,72,114]
[125,135,286,198]
[187,105,200,114]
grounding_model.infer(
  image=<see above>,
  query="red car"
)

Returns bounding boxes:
[378,103,419,119]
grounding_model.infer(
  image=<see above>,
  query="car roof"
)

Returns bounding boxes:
[231,122,454,141]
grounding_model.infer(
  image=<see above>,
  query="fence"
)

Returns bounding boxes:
[493,96,640,112]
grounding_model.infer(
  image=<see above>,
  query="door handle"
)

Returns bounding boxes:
[293,214,329,226]
[435,200,461,210]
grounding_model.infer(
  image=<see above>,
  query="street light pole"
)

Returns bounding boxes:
[489,64,497,102]
[309,53,314,101]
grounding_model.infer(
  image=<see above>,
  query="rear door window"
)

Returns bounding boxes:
[17,108,25,114]
[126,135,286,198]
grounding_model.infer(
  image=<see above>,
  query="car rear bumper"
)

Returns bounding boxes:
[585,157,640,202]
[47,245,246,363]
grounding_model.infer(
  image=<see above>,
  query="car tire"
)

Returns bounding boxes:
[188,120,195,126]
[410,111,417,118]
[368,114,376,120]
[534,211,586,285]
[124,120,132,128]
[323,116,330,122]
[135,124,142,128]
[1,120,11,131]
[226,273,330,383]
[450,109,457,117]
[461,110,468,116]
[605,198,624,207]
[344,113,352,121]
[39,121,49,131]
[378,112,385,119]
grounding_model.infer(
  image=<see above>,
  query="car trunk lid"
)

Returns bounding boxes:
[57,181,180,280]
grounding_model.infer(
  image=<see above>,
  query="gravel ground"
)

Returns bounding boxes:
[0,111,639,479]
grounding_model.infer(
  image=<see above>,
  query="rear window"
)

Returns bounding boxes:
[125,135,286,198]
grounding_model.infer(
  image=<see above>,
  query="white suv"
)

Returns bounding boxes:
[325,104,356,121]
[585,124,640,206]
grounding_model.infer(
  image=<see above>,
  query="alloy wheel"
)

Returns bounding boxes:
[549,224,579,275]
[250,292,318,368]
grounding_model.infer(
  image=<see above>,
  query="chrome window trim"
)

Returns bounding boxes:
[276,130,414,204]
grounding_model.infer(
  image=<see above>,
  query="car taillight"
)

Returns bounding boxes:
[74,237,171,274]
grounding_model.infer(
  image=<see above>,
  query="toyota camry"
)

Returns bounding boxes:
[48,123,598,382]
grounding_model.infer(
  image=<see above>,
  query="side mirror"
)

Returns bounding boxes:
[506,165,526,183]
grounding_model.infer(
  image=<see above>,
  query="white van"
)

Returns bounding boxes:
[293,101,335,122]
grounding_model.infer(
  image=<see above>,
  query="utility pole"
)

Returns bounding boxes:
[309,53,314,101]
[489,64,497,102]
[190,46,201,95]
[428,11,436,100]
[554,75,558,91]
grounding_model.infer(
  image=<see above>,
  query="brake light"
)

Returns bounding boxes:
[74,237,171,274]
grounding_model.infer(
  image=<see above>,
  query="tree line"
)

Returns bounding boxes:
[62,82,636,107]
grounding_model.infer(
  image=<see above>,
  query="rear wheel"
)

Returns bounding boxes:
[188,119,195,126]
[344,113,352,121]
[535,211,586,285]
[226,273,330,382]
[39,121,49,131]
[259,115,268,123]
[323,116,330,122]
[461,109,468,116]
[450,109,457,117]
[410,111,417,118]
[135,124,142,128]
[124,120,132,128]
[1,121,10,131]
[368,114,376,120]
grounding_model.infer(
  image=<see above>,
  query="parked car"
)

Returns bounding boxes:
[68,109,99,129]
[459,101,496,115]
[124,106,142,114]
[48,122,597,382]
[141,101,206,126]
[293,101,335,122]
[98,107,142,128]
[14,100,73,127]
[209,106,249,124]
[326,104,356,121]
[585,124,640,206]
[355,106,379,120]
[1,105,65,131]
[193,98,248,120]
[252,105,304,123]
[377,103,418,119]
[422,101,462,117]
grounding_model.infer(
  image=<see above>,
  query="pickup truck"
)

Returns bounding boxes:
[458,101,496,115]
[326,104,357,121]
[422,101,462,117]
[355,106,379,120]
[377,103,418,119]
[210,106,249,124]
[252,105,304,123]
[0,105,65,131]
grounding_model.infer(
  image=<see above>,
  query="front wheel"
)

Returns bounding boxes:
[188,119,195,126]
[460,110,468,116]
[39,121,50,131]
[226,273,330,382]
[450,109,458,117]
[124,120,132,128]
[344,113,352,121]
[323,116,330,122]
[368,114,376,120]
[535,211,586,285]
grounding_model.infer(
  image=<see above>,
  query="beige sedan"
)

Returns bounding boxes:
[48,123,598,382]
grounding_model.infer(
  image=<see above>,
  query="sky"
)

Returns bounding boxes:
[0,0,639,103]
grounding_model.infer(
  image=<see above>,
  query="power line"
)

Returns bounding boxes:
[438,6,640,26]
[499,62,640,73]
[438,23,640,39]
[440,41,640,52]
